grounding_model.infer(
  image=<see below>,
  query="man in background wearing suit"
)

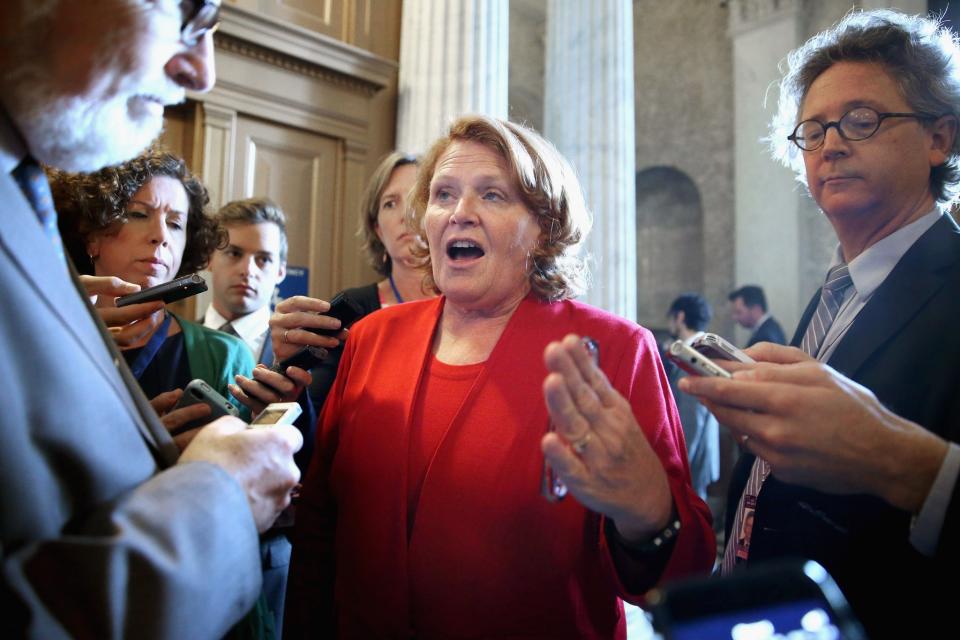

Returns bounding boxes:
[684,9,960,637]
[0,2,302,638]
[727,285,786,346]
[204,197,288,367]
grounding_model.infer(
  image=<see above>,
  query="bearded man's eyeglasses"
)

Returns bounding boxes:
[181,0,221,48]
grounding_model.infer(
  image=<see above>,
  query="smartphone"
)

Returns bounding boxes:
[648,559,867,640]
[665,340,733,378]
[170,378,239,434]
[690,332,755,364]
[116,273,207,307]
[250,402,302,427]
[272,292,366,373]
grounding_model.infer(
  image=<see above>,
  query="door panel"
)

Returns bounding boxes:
[233,116,342,298]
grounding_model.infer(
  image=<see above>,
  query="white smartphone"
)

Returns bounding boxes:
[666,340,733,378]
[250,402,302,427]
[689,332,754,364]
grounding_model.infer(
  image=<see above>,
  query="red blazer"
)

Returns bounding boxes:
[287,295,714,639]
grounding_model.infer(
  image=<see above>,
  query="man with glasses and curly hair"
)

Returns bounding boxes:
[684,9,960,637]
[0,2,303,638]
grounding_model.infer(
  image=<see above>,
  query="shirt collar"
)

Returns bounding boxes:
[203,303,271,343]
[835,208,942,300]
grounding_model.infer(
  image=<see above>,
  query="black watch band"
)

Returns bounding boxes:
[609,508,682,555]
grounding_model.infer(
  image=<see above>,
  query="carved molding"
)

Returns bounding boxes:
[728,0,800,35]
[215,33,381,97]
[217,3,396,93]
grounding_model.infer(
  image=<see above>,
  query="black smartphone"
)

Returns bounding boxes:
[272,292,366,372]
[648,559,867,639]
[170,378,239,434]
[116,273,207,307]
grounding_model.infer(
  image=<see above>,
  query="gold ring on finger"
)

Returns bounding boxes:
[570,431,592,455]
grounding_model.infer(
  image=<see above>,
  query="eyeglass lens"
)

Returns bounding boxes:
[181,1,220,45]
[793,108,882,150]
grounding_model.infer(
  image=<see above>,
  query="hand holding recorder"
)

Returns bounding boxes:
[79,274,166,350]
[269,292,364,372]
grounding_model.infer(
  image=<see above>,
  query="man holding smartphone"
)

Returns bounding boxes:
[0,2,303,638]
[685,10,960,637]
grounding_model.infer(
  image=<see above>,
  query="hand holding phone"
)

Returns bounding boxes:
[251,402,303,427]
[116,273,207,307]
[170,379,239,434]
[272,292,365,373]
[665,340,733,379]
[690,333,755,364]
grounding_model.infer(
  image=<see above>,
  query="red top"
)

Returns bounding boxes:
[408,356,483,537]
[287,294,714,639]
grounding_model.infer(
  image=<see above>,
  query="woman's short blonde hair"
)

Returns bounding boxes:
[409,115,592,302]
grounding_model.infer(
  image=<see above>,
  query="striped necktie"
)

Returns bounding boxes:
[12,157,66,265]
[800,263,854,358]
[721,263,854,575]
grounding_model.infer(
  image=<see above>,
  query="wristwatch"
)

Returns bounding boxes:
[608,507,682,555]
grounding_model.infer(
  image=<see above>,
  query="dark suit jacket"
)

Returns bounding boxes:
[726,214,960,638]
[746,315,786,346]
[258,327,274,367]
[0,126,261,638]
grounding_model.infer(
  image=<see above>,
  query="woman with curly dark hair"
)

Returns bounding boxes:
[49,147,256,418]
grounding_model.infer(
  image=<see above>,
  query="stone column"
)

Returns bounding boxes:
[543,0,636,320]
[396,0,509,154]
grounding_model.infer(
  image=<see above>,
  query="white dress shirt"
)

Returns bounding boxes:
[202,304,271,362]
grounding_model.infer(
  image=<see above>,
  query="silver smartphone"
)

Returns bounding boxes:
[690,332,754,364]
[666,340,733,378]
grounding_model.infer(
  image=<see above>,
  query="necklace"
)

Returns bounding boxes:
[388,272,404,304]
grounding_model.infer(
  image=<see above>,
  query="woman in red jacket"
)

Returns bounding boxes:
[285,115,715,639]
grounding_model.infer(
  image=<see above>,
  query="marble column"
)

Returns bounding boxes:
[396,0,509,154]
[544,0,636,320]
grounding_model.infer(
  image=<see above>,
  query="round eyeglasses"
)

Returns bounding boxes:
[788,106,939,152]
[181,0,221,48]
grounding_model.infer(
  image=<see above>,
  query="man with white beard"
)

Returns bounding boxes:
[0,2,303,638]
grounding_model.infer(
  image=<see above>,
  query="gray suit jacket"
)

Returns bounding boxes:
[0,128,262,639]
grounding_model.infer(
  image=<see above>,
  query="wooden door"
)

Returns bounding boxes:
[232,115,343,298]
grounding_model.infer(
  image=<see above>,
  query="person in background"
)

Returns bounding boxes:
[50,147,257,416]
[727,284,786,346]
[686,9,960,636]
[205,197,288,367]
[0,1,302,637]
[307,151,435,407]
[202,196,303,636]
[665,293,720,502]
[283,115,714,639]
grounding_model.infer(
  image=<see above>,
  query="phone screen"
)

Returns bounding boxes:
[252,407,288,426]
[669,599,840,639]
